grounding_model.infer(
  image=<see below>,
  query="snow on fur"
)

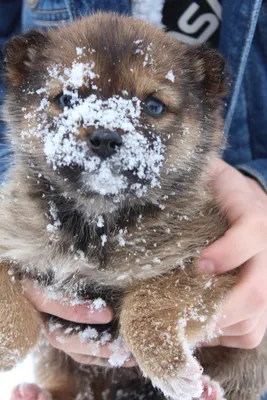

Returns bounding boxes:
[23,57,165,199]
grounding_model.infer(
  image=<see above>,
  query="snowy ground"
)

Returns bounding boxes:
[0,357,34,400]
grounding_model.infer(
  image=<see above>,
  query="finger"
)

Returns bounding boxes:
[217,251,267,328]
[200,160,267,274]
[45,329,113,358]
[207,159,253,206]
[220,314,263,337]
[67,352,136,368]
[199,216,267,274]
[206,311,267,349]
[207,159,252,215]
[67,353,111,366]
[208,160,267,206]
[23,280,113,324]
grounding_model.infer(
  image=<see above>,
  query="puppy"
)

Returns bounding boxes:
[1,12,266,400]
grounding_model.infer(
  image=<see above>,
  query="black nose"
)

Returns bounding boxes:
[89,130,122,159]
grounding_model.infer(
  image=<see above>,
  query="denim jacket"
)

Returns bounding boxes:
[220,0,267,191]
[0,0,266,192]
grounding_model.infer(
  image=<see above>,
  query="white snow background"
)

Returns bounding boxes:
[0,357,34,400]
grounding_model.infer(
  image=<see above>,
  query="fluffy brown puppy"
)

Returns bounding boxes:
[1,12,266,400]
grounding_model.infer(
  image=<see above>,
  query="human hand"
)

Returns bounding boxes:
[23,281,135,367]
[200,159,267,349]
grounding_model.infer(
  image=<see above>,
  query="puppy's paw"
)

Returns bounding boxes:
[152,375,203,400]
[10,383,52,400]
[150,356,204,400]
[198,376,226,400]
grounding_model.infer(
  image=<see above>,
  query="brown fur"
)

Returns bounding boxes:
[1,12,266,400]
[0,265,41,370]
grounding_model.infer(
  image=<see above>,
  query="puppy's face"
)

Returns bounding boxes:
[4,13,225,214]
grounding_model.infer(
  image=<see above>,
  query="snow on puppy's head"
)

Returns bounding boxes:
[26,57,165,200]
[4,13,225,208]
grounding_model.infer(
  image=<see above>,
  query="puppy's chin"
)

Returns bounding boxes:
[77,170,154,211]
[81,167,150,194]
[49,165,152,215]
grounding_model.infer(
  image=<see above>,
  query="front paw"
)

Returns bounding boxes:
[10,383,52,400]
[150,369,225,400]
[199,376,226,400]
[149,355,204,400]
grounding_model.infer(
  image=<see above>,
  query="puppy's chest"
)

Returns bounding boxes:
[61,206,177,266]
[10,198,221,294]
[48,204,209,288]
[28,206,179,291]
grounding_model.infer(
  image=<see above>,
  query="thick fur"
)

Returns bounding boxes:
[1,13,267,400]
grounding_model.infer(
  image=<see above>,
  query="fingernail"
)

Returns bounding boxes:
[124,358,137,368]
[89,308,113,323]
[199,338,220,347]
[199,259,215,274]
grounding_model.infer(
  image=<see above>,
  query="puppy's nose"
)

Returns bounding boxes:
[89,130,122,159]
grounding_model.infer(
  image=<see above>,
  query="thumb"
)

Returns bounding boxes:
[199,159,263,274]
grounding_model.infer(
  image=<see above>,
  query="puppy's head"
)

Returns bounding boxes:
[4,13,225,214]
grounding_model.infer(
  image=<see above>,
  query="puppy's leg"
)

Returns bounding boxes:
[34,343,118,400]
[10,384,52,400]
[0,264,41,370]
[33,341,163,400]
[34,344,86,400]
[196,341,267,400]
[10,343,94,400]
[120,267,236,400]
[200,375,226,400]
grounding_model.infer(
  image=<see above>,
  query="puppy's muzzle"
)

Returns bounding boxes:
[89,129,122,159]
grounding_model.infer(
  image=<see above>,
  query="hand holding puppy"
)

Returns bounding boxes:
[200,159,267,349]
[23,281,117,366]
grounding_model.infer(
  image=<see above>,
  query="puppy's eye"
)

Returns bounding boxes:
[144,97,166,118]
[55,93,73,109]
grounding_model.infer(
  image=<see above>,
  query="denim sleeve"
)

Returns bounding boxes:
[0,0,22,183]
[0,93,11,184]
[220,1,267,193]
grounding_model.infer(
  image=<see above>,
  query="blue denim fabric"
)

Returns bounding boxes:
[0,0,22,183]
[0,0,21,50]
[219,0,267,190]
[22,0,131,30]
[22,0,70,30]
[64,0,131,20]
[0,82,11,184]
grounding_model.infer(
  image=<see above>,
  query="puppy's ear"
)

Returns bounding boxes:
[4,30,48,86]
[193,47,226,98]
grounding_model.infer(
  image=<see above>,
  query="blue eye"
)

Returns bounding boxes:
[56,93,73,109]
[144,97,166,117]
